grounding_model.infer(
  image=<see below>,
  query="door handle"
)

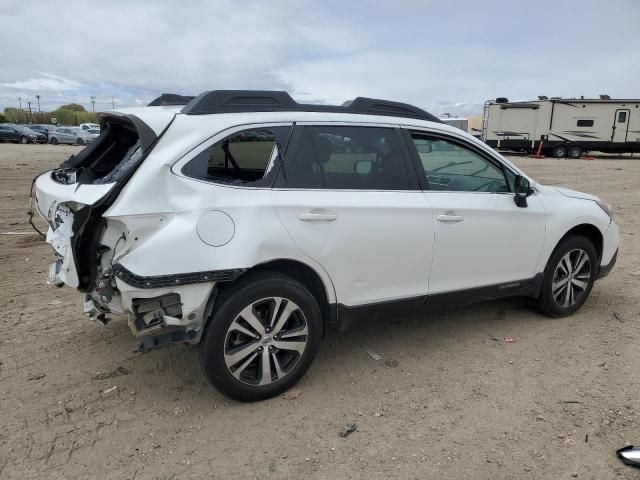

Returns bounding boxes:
[299,211,337,222]
[436,214,464,222]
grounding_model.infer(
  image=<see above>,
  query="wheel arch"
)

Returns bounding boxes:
[251,259,337,336]
[201,258,338,341]
[553,223,603,263]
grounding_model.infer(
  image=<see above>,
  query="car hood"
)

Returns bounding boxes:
[542,185,600,202]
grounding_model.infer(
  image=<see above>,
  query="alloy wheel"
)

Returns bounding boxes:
[223,297,308,386]
[552,248,592,307]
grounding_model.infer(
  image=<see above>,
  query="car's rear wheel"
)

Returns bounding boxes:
[19,136,28,144]
[552,145,568,158]
[537,235,597,317]
[199,271,322,401]
[50,137,58,145]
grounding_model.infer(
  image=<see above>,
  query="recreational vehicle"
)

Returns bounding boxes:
[439,116,469,132]
[481,97,640,158]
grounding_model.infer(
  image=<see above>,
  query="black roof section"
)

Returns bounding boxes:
[147,93,195,107]
[180,90,441,122]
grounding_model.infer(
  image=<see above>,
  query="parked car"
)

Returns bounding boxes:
[21,126,48,143]
[33,91,620,401]
[71,127,95,145]
[26,125,54,141]
[49,127,92,145]
[85,128,101,141]
[0,124,46,143]
[0,124,23,143]
[79,123,100,132]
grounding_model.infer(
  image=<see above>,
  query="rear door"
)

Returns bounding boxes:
[62,128,75,143]
[273,124,433,307]
[405,130,546,294]
[612,109,630,142]
[1,126,19,141]
[0,126,11,141]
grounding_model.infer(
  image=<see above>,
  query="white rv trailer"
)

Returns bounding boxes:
[481,97,640,158]
[439,116,469,132]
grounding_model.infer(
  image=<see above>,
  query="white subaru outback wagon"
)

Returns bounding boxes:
[33,91,619,401]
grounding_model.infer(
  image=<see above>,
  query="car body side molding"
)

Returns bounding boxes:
[335,274,544,331]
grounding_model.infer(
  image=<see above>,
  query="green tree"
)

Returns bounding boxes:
[59,103,86,112]
[0,113,7,123]
[3,107,28,123]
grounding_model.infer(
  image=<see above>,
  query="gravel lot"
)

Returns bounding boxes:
[1,143,638,479]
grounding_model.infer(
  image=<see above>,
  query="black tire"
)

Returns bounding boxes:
[19,136,28,145]
[536,235,597,317]
[552,145,568,158]
[567,145,583,159]
[199,271,322,401]
[76,138,84,145]
[50,137,58,145]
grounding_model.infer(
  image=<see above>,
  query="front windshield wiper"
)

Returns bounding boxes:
[429,160,473,173]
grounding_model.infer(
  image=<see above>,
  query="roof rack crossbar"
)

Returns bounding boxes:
[147,93,195,107]
[180,90,441,122]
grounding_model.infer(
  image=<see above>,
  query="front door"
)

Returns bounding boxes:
[612,109,630,143]
[405,131,546,294]
[273,124,433,307]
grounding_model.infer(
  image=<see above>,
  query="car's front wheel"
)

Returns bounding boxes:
[199,271,322,401]
[76,138,85,145]
[19,136,28,144]
[537,235,597,317]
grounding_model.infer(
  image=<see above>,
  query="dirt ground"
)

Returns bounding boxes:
[1,143,638,480]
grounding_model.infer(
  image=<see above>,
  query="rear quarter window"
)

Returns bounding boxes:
[182,126,291,186]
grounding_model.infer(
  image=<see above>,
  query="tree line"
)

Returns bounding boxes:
[0,103,99,125]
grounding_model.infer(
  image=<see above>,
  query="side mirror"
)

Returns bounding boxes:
[514,175,533,208]
[354,160,373,175]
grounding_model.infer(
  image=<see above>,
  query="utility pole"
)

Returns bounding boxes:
[36,95,41,112]
[27,101,33,122]
[18,97,22,110]
[90,96,96,112]
[111,97,115,109]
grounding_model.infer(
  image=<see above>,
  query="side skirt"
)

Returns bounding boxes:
[333,274,543,332]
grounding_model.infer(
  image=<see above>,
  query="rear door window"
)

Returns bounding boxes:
[182,126,291,186]
[281,125,410,190]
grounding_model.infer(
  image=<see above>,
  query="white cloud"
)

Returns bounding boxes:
[0,73,83,92]
[0,0,638,114]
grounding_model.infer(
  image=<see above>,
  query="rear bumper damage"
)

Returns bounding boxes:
[83,278,215,350]
[32,108,210,350]
[37,195,219,350]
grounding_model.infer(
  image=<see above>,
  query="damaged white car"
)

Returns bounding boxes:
[32,91,619,401]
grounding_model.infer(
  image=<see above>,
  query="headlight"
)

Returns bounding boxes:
[595,200,614,221]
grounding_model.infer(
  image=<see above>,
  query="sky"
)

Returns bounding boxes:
[1,0,638,116]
